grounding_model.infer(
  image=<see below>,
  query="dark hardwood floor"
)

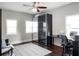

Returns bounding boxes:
[32,41,63,56]
[47,45,63,56]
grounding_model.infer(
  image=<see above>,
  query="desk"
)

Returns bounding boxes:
[53,35,62,47]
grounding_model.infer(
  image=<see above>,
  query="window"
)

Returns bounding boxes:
[7,19,17,35]
[26,21,38,33]
[66,14,79,39]
[33,22,38,33]
[26,21,32,33]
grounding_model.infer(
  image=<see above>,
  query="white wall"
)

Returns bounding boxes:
[2,9,33,44]
[48,2,79,46]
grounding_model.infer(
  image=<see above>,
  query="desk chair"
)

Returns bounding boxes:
[2,39,14,56]
[60,35,73,56]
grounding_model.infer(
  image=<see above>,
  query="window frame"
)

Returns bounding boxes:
[6,19,17,35]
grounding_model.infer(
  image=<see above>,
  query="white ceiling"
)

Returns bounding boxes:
[0,2,72,14]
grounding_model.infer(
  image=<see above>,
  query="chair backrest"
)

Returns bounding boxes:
[60,35,68,46]
[5,39,9,46]
[70,31,77,39]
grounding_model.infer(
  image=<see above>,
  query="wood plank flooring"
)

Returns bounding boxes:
[47,45,63,56]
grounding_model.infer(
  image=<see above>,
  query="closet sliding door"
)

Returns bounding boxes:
[32,16,38,42]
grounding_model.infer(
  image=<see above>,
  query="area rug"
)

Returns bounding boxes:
[13,43,52,56]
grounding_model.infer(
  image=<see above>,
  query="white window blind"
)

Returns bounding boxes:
[26,21,38,33]
[26,21,32,33]
[7,19,17,35]
[33,22,38,33]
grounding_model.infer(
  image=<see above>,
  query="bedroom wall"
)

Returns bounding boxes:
[48,2,79,46]
[2,9,33,44]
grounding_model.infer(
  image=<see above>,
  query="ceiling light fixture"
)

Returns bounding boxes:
[23,2,47,13]
[32,7,37,12]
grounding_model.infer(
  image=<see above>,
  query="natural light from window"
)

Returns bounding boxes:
[26,21,32,33]
[33,22,38,33]
[66,14,79,39]
[7,19,17,35]
[26,21,38,33]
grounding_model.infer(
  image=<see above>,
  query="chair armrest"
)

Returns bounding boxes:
[9,44,14,49]
[2,44,14,49]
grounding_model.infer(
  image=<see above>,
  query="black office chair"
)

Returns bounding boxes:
[60,35,73,56]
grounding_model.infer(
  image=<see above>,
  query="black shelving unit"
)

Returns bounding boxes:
[38,13,53,47]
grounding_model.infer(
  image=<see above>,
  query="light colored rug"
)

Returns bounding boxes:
[13,43,52,56]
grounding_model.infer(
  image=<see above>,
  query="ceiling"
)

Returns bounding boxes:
[0,2,72,14]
